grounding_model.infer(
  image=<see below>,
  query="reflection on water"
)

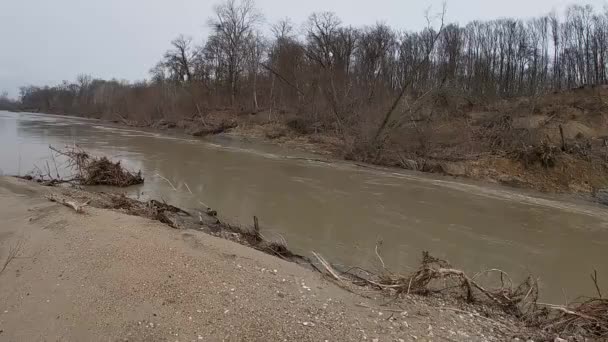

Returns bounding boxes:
[1,110,607,302]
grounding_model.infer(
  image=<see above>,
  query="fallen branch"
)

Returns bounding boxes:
[156,173,177,191]
[472,269,515,290]
[260,63,304,96]
[375,240,387,271]
[312,251,343,282]
[184,182,193,194]
[438,267,505,306]
[46,194,90,213]
[536,302,598,321]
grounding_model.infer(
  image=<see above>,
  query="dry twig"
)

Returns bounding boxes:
[312,252,343,282]
[375,240,387,271]
[591,270,602,299]
[0,241,23,276]
[156,173,177,191]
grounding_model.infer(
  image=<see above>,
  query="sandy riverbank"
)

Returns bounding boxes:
[0,177,532,341]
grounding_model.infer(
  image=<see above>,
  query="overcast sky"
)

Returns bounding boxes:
[1,0,606,97]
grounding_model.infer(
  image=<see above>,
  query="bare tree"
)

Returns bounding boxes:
[245,31,266,112]
[372,4,447,145]
[161,35,198,82]
[208,0,263,106]
[271,18,295,42]
[0,91,18,110]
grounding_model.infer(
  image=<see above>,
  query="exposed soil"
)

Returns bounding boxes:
[0,176,540,341]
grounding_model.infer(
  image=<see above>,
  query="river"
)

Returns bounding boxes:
[1,110,606,303]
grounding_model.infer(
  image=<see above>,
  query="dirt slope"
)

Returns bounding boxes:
[0,177,527,341]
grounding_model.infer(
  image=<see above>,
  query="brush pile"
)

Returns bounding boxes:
[411,254,528,303]
[516,141,559,168]
[316,249,606,340]
[48,146,143,187]
[341,251,538,316]
[538,298,608,338]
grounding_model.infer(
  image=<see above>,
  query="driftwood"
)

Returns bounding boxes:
[156,173,177,191]
[312,251,343,282]
[46,194,91,213]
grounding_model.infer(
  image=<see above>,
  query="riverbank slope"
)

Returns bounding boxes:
[0,177,527,341]
[16,86,608,198]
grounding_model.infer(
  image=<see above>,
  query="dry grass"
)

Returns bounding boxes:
[0,241,23,276]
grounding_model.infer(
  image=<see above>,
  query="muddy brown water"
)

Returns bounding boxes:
[1,110,607,303]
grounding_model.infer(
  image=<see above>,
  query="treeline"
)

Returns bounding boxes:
[0,92,18,111]
[15,2,608,138]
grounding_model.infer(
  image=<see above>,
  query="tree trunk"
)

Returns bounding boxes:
[252,69,259,112]
[269,74,275,121]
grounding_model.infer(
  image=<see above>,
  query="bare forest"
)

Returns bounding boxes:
[9,1,608,194]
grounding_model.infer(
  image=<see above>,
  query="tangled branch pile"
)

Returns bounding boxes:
[318,250,606,339]
[349,252,539,316]
[49,146,143,187]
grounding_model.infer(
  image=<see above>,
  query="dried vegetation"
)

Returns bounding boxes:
[25,146,144,187]
[313,246,607,340]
